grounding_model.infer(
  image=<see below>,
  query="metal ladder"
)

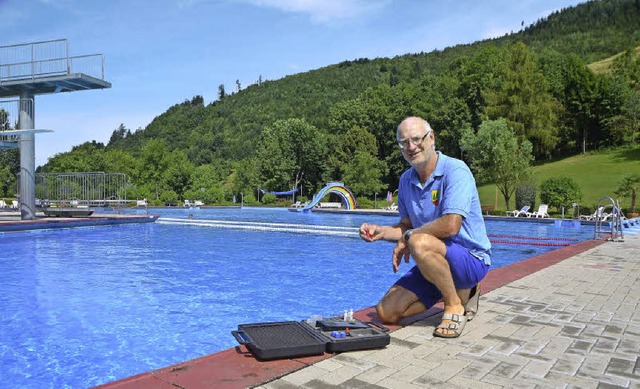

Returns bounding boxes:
[593,196,624,241]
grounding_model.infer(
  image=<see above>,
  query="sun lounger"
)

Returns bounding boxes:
[319,202,342,208]
[579,207,609,221]
[506,205,530,217]
[526,204,550,218]
[384,202,397,211]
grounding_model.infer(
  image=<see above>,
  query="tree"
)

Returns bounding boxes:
[0,165,15,197]
[102,149,137,177]
[332,126,387,197]
[231,158,260,199]
[0,149,19,194]
[343,150,387,197]
[486,42,560,159]
[460,118,534,210]
[605,88,640,145]
[553,53,599,154]
[218,84,226,100]
[163,150,195,199]
[454,45,503,132]
[256,118,327,194]
[43,141,107,173]
[108,124,129,145]
[137,139,170,200]
[614,173,640,214]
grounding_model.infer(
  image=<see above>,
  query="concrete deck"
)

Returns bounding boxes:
[259,237,640,389]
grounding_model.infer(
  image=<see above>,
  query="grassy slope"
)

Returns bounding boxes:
[477,145,640,214]
[587,46,640,74]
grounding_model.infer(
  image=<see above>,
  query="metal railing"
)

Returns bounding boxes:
[0,39,105,83]
[34,172,128,207]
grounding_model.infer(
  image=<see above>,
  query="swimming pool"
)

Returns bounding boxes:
[0,207,594,388]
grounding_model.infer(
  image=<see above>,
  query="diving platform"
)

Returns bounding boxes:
[0,39,111,97]
[0,72,110,98]
[0,39,111,220]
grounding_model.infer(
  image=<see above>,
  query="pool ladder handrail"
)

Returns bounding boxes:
[593,196,624,241]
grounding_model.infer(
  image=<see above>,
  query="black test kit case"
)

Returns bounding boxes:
[232,319,390,360]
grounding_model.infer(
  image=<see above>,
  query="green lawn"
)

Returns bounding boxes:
[477,145,640,214]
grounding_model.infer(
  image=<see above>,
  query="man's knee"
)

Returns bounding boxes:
[376,301,401,324]
[407,233,444,264]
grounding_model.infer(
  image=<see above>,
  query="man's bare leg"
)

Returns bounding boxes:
[376,285,426,324]
[408,234,466,336]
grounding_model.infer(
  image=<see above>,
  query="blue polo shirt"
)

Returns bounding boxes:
[398,152,491,265]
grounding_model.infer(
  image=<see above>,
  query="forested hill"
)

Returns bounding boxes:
[103,0,640,158]
[38,0,640,205]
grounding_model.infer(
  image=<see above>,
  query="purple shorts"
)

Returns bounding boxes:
[394,240,490,308]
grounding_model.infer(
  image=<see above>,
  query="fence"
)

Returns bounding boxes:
[34,172,128,207]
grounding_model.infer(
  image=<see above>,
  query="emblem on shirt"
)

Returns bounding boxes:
[431,189,440,206]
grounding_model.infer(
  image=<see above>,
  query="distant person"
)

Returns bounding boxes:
[360,116,491,338]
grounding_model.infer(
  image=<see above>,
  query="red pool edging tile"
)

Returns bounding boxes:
[96,238,605,389]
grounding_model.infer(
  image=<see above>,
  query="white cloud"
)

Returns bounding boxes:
[242,0,389,24]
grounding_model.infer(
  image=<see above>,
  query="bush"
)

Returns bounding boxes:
[261,193,276,205]
[242,193,257,206]
[356,196,373,209]
[515,182,536,210]
[160,190,178,203]
[539,177,583,213]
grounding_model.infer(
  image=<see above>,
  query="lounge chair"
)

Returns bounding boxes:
[505,205,530,217]
[526,204,550,218]
[0,200,6,208]
[194,200,204,206]
[385,202,397,211]
[291,201,301,208]
[184,200,191,207]
[579,207,609,221]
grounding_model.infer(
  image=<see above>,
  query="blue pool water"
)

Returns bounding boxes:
[0,207,594,388]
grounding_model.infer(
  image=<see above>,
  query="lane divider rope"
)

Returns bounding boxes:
[488,234,579,242]
[158,218,579,246]
[157,218,359,237]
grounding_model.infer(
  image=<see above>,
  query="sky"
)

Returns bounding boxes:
[0,0,586,167]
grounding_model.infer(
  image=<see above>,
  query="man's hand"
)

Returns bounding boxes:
[392,239,411,273]
[359,223,382,242]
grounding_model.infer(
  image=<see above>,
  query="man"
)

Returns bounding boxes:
[360,116,491,338]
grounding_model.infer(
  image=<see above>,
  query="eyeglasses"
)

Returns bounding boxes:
[397,131,430,149]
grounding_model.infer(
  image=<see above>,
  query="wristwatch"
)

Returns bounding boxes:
[403,228,414,242]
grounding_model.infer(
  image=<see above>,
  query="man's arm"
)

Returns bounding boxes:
[409,213,462,240]
[360,217,413,242]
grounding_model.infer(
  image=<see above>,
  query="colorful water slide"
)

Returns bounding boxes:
[301,182,357,211]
